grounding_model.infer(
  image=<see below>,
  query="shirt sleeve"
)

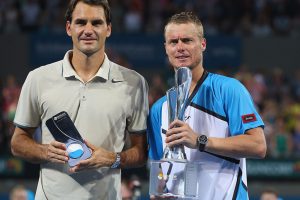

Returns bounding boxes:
[127,75,149,133]
[14,71,41,128]
[147,97,166,160]
[222,79,264,136]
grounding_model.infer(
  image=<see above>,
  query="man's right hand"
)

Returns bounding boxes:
[45,141,69,164]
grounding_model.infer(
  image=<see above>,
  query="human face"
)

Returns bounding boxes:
[260,193,278,200]
[66,2,111,56]
[164,22,206,70]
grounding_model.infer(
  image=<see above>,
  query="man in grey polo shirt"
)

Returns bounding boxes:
[10,0,148,199]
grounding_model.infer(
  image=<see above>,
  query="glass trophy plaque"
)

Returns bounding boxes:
[149,160,203,198]
[149,67,201,198]
[46,111,92,167]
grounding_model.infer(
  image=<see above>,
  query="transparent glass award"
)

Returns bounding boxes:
[149,67,202,198]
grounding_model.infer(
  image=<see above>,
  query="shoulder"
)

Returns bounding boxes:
[109,60,147,85]
[28,60,62,77]
[208,72,241,87]
[207,72,246,94]
[25,60,62,82]
[150,96,166,113]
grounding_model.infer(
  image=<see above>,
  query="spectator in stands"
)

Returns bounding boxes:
[292,112,300,156]
[2,75,20,127]
[20,0,41,32]
[121,179,133,200]
[148,73,166,107]
[0,78,5,154]
[0,0,299,36]
[9,185,34,200]
[2,74,20,153]
[270,116,293,158]
[260,188,279,200]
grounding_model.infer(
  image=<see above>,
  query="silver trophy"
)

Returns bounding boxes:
[149,67,202,198]
[163,67,192,161]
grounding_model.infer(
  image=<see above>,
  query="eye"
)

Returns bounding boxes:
[92,20,104,26]
[169,39,178,45]
[182,38,192,43]
[74,19,86,26]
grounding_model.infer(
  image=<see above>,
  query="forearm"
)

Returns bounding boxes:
[120,134,147,168]
[206,128,266,159]
[120,146,147,168]
[11,128,48,164]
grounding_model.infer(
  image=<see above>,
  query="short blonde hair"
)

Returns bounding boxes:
[164,12,204,39]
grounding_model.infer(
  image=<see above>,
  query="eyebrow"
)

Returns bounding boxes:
[168,37,192,43]
[73,18,105,24]
[74,19,86,23]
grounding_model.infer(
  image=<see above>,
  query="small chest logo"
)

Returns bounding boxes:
[184,115,191,121]
[242,114,257,123]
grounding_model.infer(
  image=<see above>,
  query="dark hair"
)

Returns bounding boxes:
[65,0,111,24]
[165,12,204,38]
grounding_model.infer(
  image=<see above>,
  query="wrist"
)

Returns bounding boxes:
[197,135,208,152]
[110,152,121,169]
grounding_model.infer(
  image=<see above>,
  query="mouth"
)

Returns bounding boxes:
[175,55,189,61]
[80,38,97,43]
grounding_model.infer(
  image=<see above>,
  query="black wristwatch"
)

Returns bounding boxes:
[197,135,208,152]
[111,152,121,169]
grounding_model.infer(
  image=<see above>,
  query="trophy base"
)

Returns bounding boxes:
[160,158,187,163]
[149,160,202,199]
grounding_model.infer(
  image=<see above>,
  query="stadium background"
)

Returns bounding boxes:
[0,0,300,199]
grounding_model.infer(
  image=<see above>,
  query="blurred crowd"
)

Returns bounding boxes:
[236,67,300,158]
[0,0,299,169]
[0,74,20,155]
[0,2,299,199]
[1,65,299,199]
[1,65,300,159]
[0,0,300,37]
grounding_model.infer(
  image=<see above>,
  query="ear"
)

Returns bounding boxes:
[201,38,206,51]
[106,24,112,38]
[66,21,71,36]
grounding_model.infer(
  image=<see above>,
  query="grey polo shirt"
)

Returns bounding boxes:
[14,50,149,200]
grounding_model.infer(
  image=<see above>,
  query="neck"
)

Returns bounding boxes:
[70,50,105,83]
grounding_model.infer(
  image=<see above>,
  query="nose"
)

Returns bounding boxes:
[176,40,184,51]
[84,23,93,35]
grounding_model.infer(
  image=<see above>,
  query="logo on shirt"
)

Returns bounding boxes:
[242,114,257,123]
[111,79,123,83]
[184,115,191,121]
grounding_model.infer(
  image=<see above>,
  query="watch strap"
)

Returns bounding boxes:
[110,152,121,169]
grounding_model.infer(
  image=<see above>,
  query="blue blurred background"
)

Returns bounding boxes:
[0,0,300,199]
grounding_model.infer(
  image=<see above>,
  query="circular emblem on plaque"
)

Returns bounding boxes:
[67,143,84,159]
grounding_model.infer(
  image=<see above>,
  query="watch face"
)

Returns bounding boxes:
[198,135,208,152]
[199,135,208,144]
